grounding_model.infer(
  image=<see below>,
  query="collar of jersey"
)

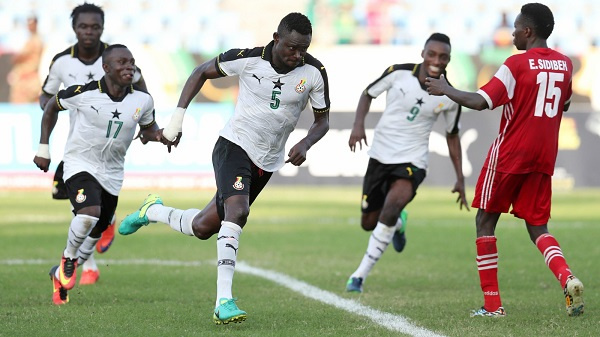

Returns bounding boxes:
[98,77,134,102]
[71,41,108,66]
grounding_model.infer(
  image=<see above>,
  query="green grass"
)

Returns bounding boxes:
[0,186,598,337]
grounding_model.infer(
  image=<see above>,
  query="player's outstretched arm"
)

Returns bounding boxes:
[162,59,222,143]
[33,97,61,172]
[349,93,372,152]
[286,110,329,166]
[446,132,470,211]
[425,75,488,111]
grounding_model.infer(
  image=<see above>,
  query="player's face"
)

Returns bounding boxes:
[73,12,103,50]
[272,30,311,72]
[104,48,136,86]
[421,40,451,79]
[512,14,528,50]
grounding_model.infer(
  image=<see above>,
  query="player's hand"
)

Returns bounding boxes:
[134,128,162,145]
[348,125,368,152]
[158,128,182,153]
[286,141,309,166]
[33,156,51,172]
[451,180,470,211]
[425,74,448,96]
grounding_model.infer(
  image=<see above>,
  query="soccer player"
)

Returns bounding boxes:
[119,12,329,324]
[425,3,584,317]
[345,33,470,293]
[39,3,147,285]
[34,44,162,305]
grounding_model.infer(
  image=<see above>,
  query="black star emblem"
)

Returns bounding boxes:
[86,71,95,81]
[272,78,285,90]
[111,109,121,119]
[415,98,424,106]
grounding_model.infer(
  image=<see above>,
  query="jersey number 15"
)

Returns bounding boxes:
[534,71,564,118]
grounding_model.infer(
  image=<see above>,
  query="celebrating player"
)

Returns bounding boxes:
[39,3,147,284]
[119,12,329,324]
[34,44,162,305]
[426,3,584,317]
[345,33,469,293]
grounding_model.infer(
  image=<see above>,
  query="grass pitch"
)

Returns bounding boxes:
[0,186,598,336]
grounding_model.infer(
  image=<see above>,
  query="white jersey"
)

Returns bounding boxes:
[366,63,461,169]
[56,78,155,195]
[215,41,330,172]
[42,42,142,95]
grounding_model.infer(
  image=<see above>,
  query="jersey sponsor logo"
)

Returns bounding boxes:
[74,86,82,94]
[251,74,263,84]
[68,73,77,81]
[295,79,306,93]
[233,176,244,190]
[236,50,245,57]
[133,108,141,121]
[91,105,100,114]
[76,188,86,203]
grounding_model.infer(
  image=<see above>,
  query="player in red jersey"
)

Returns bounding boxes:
[426,3,583,317]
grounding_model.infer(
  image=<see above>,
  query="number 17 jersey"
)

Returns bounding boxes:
[477,48,573,175]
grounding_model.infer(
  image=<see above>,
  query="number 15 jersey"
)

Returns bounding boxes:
[477,48,573,175]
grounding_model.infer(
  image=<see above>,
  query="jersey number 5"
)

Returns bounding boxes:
[534,71,564,118]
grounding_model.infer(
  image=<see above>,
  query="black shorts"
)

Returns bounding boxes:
[65,172,118,233]
[52,161,69,200]
[361,158,426,213]
[212,137,273,220]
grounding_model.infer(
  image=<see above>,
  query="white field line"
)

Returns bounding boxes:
[2,259,446,337]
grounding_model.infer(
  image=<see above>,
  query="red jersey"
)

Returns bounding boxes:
[476,48,573,175]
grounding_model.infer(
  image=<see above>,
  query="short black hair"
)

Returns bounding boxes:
[521,3,554,39]
[277,12,312,36]
[71,2,104,28]
[102,44,128,64]
[425,33,451,48]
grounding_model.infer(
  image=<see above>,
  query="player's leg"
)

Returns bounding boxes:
[78,192,117,285]
[470,168,512,317]
[52,173,102,292]
[517,173,584,316]
[96,212,116,253]
[213,139,271,324]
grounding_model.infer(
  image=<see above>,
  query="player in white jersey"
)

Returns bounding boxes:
[38,3,146,285]
[119,13,329,324]
[345,33,470,293]
[34,44,162,305]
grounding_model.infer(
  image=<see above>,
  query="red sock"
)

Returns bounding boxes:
[535,234,572,288]
[476,236,502,311]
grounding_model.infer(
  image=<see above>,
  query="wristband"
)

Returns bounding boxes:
[163,107,185,141]
[36,144,50,159]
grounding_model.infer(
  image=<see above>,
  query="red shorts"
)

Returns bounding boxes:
[472,168,552,225]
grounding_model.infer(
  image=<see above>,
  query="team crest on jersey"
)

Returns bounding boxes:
[233,177,244,190]
[132,108,141,122]
[361,194,369,209]
[433,103,444,113]
[295,79,306,93]
[76,189,86,203]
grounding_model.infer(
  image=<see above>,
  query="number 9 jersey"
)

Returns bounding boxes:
[476,48,573,175]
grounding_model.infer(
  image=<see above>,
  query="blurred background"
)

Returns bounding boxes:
[1,0,599,190]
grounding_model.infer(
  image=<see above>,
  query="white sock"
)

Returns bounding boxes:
[64,214,98,259]
[395,216,404,232]
[351,221,395,280]
[146,204,197,236]
[78,236,100,270]
[215,221,242,307]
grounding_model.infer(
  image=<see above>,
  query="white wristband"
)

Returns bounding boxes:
[163,107,185,141]
[36,143,50,159]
